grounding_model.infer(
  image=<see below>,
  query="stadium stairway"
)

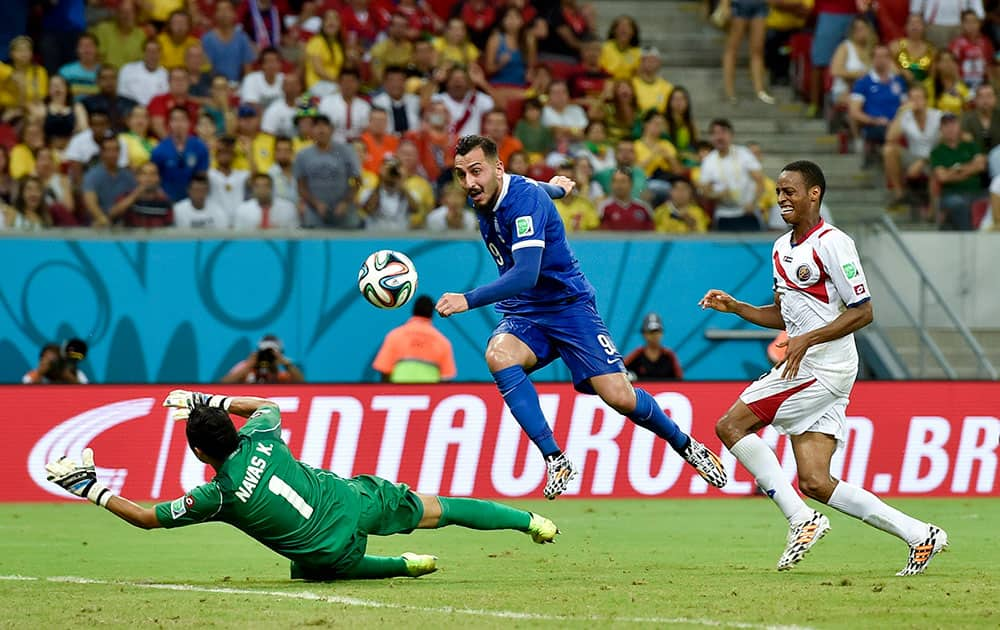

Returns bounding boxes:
[595,0,998,380]
[594,0,888,225]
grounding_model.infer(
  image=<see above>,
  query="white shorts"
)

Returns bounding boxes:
[739,364,849,446]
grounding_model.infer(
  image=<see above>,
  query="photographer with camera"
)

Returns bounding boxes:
[221,334,305,384]
[22,339,91,384]
[359,155,418,231]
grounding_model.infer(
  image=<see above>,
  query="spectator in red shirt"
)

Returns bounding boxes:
[539,0,594,61]
[598,167,654,230]
[396,0,444,40]
[148,68,199,139]
[341,0,392,50]
[451,0,497,51]
[568,36,610,105]
[950,9,996,90]
[110,162,174,227]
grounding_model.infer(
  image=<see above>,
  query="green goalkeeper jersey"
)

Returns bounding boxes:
[154,405,364,570]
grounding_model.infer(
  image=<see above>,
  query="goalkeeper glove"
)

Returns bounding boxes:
[162,389,231,421]
[45,448,112,507]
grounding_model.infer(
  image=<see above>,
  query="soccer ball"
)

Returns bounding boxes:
[358,250,418,309]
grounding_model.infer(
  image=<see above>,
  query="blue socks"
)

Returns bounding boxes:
[493,368,689,457]
[493,366,561,457]
[628,388,691,453]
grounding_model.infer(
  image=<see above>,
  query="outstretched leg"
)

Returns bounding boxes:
[792,433,949,576]
[290,555,432,580]
[417,494,558,544]
[591,372,727,488]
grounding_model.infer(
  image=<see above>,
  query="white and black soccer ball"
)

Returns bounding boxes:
[358,250,418,309]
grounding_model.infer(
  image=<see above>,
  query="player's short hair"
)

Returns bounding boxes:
[413,294,434,318]
[455,135,498,160]
[187,407,240,460]
[961,8,980,19]
[782,160,826,205]
[189,172,209,187]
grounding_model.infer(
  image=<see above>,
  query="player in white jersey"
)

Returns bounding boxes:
[699,160,948,576]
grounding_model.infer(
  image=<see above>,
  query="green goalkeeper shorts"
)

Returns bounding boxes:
[289,475,424,580]
[349,474,425,536]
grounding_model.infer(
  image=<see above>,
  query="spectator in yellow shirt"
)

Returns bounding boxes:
[304,10,346,96]
[91,0,147,69]
[119,106,155,168]
[764,0,814,87]
[654,178,710,233]
[233,105,275,173]
[635,110,682,178]
[157,10,201,69]
[143,0,185,24]
[433,18,481,69]
[396,139,435,225]
[632,47,673,114]
[9,121,46,179]
[665,86,700,167]
[747,141,780,221]
[600,16,641,80]
[370,14,413,84]
[553,160,601,231]
[1,37,48,116]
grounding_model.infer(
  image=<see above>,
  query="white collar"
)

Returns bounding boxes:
[489,173,511,215]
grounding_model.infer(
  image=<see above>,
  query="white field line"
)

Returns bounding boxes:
[0,574,814,630]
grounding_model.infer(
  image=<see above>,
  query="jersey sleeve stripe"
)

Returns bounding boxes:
[511,239,546,251]
[846,296,871,308]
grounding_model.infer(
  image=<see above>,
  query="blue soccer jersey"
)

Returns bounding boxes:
[478,174,595,314]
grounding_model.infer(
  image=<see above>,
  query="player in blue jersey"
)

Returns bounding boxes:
[436,135,728,499]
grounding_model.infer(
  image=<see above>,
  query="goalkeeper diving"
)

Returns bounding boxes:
[45,391,559,580]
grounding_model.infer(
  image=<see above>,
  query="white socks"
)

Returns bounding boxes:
[827,481,927,546]
[730,434,811,524]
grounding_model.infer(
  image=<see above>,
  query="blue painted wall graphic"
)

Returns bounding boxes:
[0,237,776,383]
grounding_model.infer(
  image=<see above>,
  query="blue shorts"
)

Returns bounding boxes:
[811,13,856,67]
[491,299,626,394]
[732,0,768,20]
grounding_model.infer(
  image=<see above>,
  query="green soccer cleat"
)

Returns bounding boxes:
[526,513,559,544]
[401,552,439,577]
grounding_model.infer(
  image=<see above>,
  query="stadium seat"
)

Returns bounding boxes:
[528,163,555,182]
[789,33,813,102]
[505,97,525,127]
[971,197,990,229]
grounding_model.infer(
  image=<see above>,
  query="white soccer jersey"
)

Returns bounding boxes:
[772,220,871,394]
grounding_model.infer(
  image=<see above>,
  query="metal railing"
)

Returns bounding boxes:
[853,215,998,380]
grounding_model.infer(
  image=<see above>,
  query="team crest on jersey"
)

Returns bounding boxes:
[515,216,534,237]
[796,264,812,282]
[170,497,188,519]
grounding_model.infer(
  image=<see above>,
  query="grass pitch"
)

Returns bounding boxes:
[1,498,996,629]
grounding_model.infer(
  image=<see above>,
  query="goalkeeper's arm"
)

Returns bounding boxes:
[45,448,162,529]
[162,390,278,419]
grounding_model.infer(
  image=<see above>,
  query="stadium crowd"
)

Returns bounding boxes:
[0,0,802,234]
[1,0,997,232]
[725,0,1000,230]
